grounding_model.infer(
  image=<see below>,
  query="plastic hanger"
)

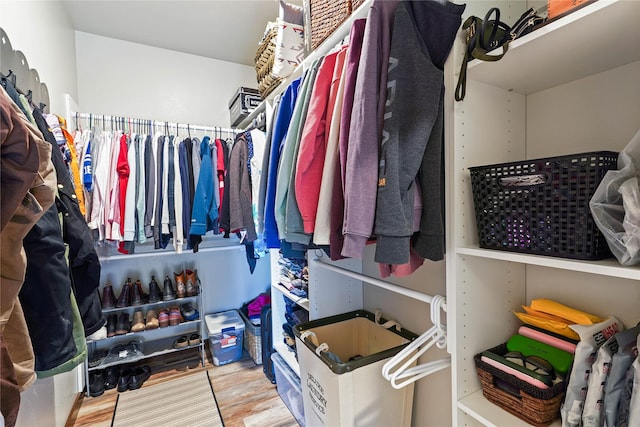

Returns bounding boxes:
[381,295,450,389]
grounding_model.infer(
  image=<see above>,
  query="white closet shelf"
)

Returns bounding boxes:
[466,0,640,95]
[456,246,640,280]
[97,240,243,261]
[272,282,310,311]
[458,390,561,427]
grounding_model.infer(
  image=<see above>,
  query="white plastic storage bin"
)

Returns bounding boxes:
[272,352,305,426]
[294,310,417,427]
[205,310,245,366]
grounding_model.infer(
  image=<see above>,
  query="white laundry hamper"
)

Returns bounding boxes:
[294,310,417,427]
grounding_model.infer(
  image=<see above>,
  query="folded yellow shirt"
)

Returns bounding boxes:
[530,298,603,325]
[522,305,573,324]
[514,311,580,340]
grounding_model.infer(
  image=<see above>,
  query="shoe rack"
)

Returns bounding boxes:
[84,257,206,398]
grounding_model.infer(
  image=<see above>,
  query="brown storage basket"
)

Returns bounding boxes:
[474,344,566,427]
[309,0,352,50]
[255,24,282,98]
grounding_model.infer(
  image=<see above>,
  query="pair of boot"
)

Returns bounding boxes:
[130,310,161,332]
[173,269,198,298]
[103,279,149,309]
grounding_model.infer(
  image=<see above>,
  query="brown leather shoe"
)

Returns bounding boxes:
[131,310,145,332]
[185,269,198,296]
[134,280,148,304]
[115,313,130,335]
[131,281,143,306]
[102,282,116,309]
[145,310,159,330]
[174,271,186,298]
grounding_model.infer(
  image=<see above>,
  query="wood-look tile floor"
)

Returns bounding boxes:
[66,349,299,427]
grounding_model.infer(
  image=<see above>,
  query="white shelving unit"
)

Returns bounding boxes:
[446,1,640,426]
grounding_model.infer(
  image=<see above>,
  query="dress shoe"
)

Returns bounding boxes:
[174,271,186,298]
[137,280,149,304]
[89,371,105,397]
[128,365,151,390]
[145,310,159,330]
[169,306,183,326]
[102,282,116,309]
[115,279,132,308]
[131,310,145,332]
[115,313,130,335]
[162,276,176,301]
[104,366,120,390]
[185,269,198,296]
[147,276,162,303]
[117,368,134,392]
[106,314,117,337]
[158,309,170,328]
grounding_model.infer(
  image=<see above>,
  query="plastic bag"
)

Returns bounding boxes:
[590,129,640,265]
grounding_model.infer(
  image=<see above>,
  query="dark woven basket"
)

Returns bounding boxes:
[469,151,618,260]
[309,0,352,50]
[474,344,567,426]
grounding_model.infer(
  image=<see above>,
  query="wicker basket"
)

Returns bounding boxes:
[469,151,618,260]
[255,23,281,98]
[474,344,566,426]
[308,0,353,50]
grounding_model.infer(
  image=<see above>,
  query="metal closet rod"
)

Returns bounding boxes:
[312,257,447,309]
[72,112,237,134]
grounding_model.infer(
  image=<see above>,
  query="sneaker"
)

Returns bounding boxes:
[180,302,198,321]
[174,271,186,298]
[168,306,183,326]
[188,333,201,346]
[158,309,170,328]
[173,335,188,349]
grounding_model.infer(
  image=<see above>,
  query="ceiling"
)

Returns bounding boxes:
[62,0,289,66]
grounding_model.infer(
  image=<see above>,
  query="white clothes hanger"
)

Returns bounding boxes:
[382,295,450,389]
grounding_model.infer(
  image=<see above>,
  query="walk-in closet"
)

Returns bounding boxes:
[1,1,639,427]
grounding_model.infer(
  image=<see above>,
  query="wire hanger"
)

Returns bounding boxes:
[381,295,450,389]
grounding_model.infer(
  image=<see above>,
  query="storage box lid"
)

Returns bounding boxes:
[205,310,245,335]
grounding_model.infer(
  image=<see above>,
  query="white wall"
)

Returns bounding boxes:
[74,31,258,127]
[0,0,78,114]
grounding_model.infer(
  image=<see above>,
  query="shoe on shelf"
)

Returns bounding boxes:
[148,276,162,303]
[131,310,145,332]
[89,371,105,397]
[162,276,176,301]
[185,269,198,296]
[106,314,117,337]
[180,302,199,322]
[145,310,159,330]
[128,365,151,390]
[188,333,201,346]
[158,309,170,328]
[115,278,133,308]
[104,366,120,390]
[131,280,143,306]
[102,282,116,309]
[168,306,183,326]
[87,326,107,341]
[173,335,188,349]
[115,313,130,335]
[136,279,148,304]
[174,271,186,298]
[117,368,134,392]
[88,350,108,368]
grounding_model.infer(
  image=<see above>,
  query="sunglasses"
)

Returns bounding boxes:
[504,351,556,381]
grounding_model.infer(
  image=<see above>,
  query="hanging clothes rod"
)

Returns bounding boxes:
[312,257,447,310]
[72,112,237,134]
